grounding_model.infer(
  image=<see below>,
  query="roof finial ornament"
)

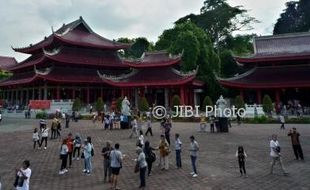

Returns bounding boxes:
[51,26,54,33]
[79,16,83,20]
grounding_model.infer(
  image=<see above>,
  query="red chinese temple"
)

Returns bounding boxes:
[0,17,203,108]
[218,32,310,107]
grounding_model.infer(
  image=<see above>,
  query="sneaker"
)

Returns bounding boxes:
[192,174,198,178]
[190,172,195,175]
[77,158,80,161]
[44,147,47,150]
[64,169,68,173]
[59,170,65,175]
[82,169,87,173]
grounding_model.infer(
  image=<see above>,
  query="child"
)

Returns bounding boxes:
[137,130,144,148]
[235,146,247,177]
[32,128,40,149]
[73,133,82,160]
[129,117,138,138]
[199,115,207,132]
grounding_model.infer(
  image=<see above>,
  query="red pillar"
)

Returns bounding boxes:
[56,86,60,100]
[121,89,125,98]
[140,88,145,97]
[87,87,90,104]
[275,89,280,112]
[180,86,185,105]
[240,89,244,101]
[72,89,75,100]
[256,90,262,104]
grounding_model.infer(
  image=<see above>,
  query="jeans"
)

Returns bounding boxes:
[39,137,48,148]
[176,150,182,168]
[145,127,153,136]
[84,157,92,172]
[73,147,80,158]
[293,144,304,160]
[191,155,197,174]
[104,159,111,180]
[51,129,57,139]
[68,152,72,166]
[139,167,147,187]
[146,159,153,175]
[60,154,68,170]
[238,160,246,174]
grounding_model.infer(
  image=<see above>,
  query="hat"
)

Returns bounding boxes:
[39,119,47,124]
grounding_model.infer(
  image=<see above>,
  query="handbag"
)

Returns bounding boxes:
[134,162,139,173]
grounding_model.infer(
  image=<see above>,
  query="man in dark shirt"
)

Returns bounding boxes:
[288,128,304,160]
[102,141,113,182]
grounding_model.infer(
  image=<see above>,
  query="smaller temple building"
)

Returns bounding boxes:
[218,32,310,110]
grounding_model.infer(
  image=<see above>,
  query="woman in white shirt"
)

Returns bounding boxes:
[15,160,31,190]
[59,139,69,175]
[32,128,40,149]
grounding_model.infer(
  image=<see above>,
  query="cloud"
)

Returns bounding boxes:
[0,0,288,61]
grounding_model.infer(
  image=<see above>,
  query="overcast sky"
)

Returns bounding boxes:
[0,0,288,61]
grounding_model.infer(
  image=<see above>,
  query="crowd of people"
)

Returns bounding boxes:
[7,112,306,190]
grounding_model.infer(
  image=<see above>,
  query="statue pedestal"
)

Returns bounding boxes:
[216,117,229,133]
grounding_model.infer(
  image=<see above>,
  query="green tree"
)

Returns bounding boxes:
[273,1,303,34]
[138,97,149,112]
[72,98,82,111]
[262,95,273,115]
[156,21,221,100]
[171,95,181,109]
[95,97,104,112]
[117,37,153,58]
[234,95,245,109]
[175,0,258,44]
[202,96,213,111]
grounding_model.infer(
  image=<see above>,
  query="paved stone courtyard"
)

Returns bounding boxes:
[0,118,310,190]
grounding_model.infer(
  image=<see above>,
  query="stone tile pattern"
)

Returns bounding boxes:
[0,118,309,190]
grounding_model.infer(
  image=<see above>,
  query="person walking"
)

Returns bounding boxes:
[129,117,138,138]
[189,136,199,178]
[82,137,93,176]
[66,133,74,168]
[270,134,288,175]
[59,139,69,175]
[175,133,182,169]
[288,128,304,160]
[65,113,70,128]
[51,118,58,139]
[32,128,40,149]
[14,160,31,190]
[158,135,170,170]
[164,119,172,145]
[73,133,82,160]
[102,141,112,183]
[145,117,153,136]
[110,143,123,190]
[236,146,247,177]
[136,147,147,189]
[144,141,156,176]
[137,130,144,148]
[39,125,48,150]
[210,116,215,133]
[279,114,285,130]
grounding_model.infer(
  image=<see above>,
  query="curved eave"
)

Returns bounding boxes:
[192,79,204,87]
[122,58,181,68]
[99,75,196,87]
[218,80,310,89]
[235,54,310,64]
[12,36,53,54]
[53,34,130,50]
[9,56,47,71]
[0,75,37,87]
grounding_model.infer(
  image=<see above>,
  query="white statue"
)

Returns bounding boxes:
[216,95,228,117]
[121,96,131,116]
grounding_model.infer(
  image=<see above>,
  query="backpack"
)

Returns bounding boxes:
[149,152,156,162]
[91,145,94,157]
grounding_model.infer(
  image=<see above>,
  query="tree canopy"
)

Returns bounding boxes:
[175,0,258,44]
[117,37,153,58]
[273,0,310,34]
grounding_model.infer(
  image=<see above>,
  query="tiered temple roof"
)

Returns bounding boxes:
[235,32,310,64]
[1,17,200,88]
[0,56,17,70]
[219,32,310,89]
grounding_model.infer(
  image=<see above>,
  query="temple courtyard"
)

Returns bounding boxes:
[0,118,309,190]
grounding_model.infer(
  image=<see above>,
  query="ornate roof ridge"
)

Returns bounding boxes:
[216,67,256,81]
[171,66,198,77]
[255,32,310,41]
[34,65,54,76]
[43,47,62,56]
[97,69,138,81]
